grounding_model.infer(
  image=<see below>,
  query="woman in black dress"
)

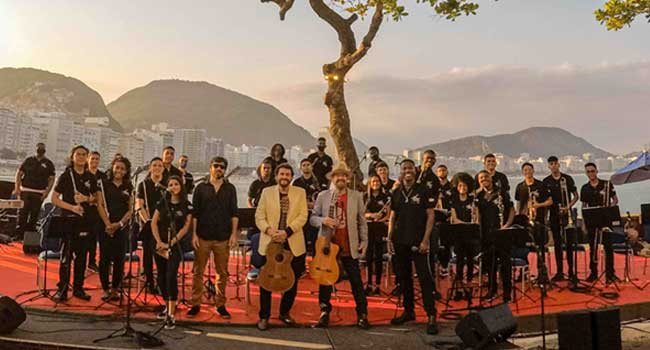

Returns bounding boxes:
[96,157,134,301]
[151,175,192,330]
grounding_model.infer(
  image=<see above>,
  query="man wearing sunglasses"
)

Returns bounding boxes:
[187,157,239,318]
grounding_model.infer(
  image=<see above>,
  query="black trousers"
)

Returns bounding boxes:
[87,218,103,266]
[58,234,91,293]
[141,232,156,286]
[394,243,437,316]
[154,244,182,301]
[259,254,306,319]
[366,222,387,287]
[428,226,440,279]
[485,245,513,296]
[319,256,368,316]
[98,229,126,290]
[549,214,575,276]
[303,223,318,257]
[587,226,614,277]
[437,224,452,268]
[455,242,477,282]
[16,191,43,237]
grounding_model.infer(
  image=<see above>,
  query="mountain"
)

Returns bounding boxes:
[416,127,611,158]
[108,79,314,149]
[0,67,121,130]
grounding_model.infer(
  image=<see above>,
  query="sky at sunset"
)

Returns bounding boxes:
[2,0,649,153]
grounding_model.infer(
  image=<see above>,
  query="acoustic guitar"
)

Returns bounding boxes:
[258,242,295,293]
[310,235,340,286]
[310,190,341,286]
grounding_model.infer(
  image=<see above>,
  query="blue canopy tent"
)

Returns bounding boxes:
[610,151,650,186]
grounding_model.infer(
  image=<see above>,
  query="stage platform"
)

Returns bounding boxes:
[2,241,650,333]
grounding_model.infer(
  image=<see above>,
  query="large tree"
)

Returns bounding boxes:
[596,0,650,30]
[261,0,479,184]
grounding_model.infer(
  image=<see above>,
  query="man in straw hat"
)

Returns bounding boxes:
[310,164,370,329]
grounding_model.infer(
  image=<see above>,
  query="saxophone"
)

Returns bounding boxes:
[497,192,505,227]
[528,186,537,224]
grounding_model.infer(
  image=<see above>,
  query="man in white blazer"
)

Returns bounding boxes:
[310,165,369,329]
[254,163,308,331]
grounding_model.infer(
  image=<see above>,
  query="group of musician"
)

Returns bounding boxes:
[13,138,621,333]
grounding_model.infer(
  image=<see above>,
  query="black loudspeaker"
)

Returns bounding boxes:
[22,230,41,254]
[591,308,622,350]
[641,203,650,224]
[557,310,593,350]
[0,181,13,200]
[0,295,26,334]
[557,308,621,350]
[455,303,517,349]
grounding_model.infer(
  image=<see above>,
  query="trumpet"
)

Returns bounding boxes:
[603,180,611,207]
[497,192,505,227]
[559,177,575,229]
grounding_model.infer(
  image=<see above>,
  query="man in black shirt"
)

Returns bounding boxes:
[543,156,579,282]
[51,145,98,302]
[581,162,619,283]
[187,157,239,318]
[436,164,453,277]
[13,142,55,239]
[86,151,106,272]
[376,161,396,194]
[248,159,276,208]
[136,157,166,293]
[162,146,184,185]
[515,162,553,281]
[476,170,515,302]
[268,144,288,177]
[388,159,438,335]
[307,137,333,189]
[178,155,194,193]
[367,146,383,178]
[292,159,321,256]
[483,154,510,193]
[415,150,442,284]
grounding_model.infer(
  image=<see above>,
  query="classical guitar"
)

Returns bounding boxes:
[258,241,295,293]
[310,190,341,286]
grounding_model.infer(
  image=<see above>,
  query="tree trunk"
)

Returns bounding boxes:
[324,69,363,188]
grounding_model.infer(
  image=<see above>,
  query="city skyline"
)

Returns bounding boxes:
[2,1,649,154]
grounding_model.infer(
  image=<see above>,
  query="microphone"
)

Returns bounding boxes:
[133,166,147,177]
[411,246,419,253]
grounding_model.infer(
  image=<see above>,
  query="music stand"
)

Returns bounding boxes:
[230,208,256,301]
[17,214,80,304]
[441,223,481,319]
[583,206,622,298]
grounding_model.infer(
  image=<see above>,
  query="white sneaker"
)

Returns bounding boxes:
[164,315,176,330]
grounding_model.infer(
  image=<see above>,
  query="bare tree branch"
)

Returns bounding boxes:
[260,0,295,20]
[348,2,384,66]
[309,0,357,55]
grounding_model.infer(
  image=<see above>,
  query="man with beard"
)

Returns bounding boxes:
[311,165,369,329]
[187,157,239,318]
[366,146,383,178]
[292,159,321,255]
[476,170,515,302]
[543,156,579,282]
[254,164,308,331]
[308,137,333,189]
[388,159,438,335]
[14,142,55,240]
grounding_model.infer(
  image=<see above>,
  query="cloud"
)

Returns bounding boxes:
[264,61,650,154]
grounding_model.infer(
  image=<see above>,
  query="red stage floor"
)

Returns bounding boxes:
[2,242,650,327]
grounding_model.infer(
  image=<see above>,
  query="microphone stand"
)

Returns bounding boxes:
[93,170,163,347]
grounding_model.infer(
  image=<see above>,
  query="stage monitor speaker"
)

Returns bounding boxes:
[0,180,14,200]
[591,308,621,350]
[641,203,650,224]
[557,310,593,350]
[0,295,26,334]
[22,230,41,254]
[455,303,517,350]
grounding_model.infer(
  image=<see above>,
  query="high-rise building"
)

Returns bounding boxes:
[205,137,224,161]
[118,133,145,167]
[0,108,18,151]
[173,129,207,170]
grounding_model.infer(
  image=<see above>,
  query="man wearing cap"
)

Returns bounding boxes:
[310,165,369,329]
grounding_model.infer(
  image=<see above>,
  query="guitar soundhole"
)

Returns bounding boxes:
[274,254,284,263]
